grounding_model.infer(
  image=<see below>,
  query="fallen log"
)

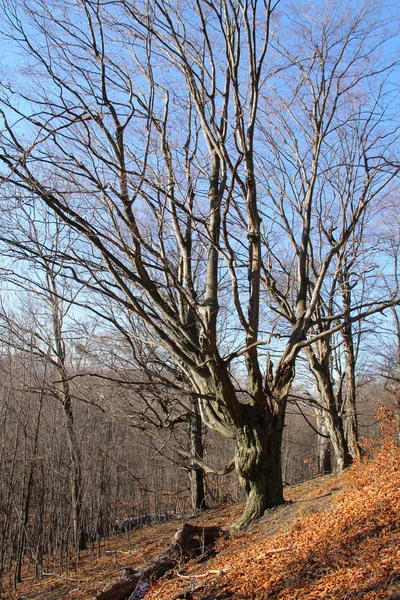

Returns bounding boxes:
[95,523,227,600]
[95,558,176,600]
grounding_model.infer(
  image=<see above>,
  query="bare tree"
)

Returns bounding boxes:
[0,0,399,529]
[375,198,400,439]
[257,0,400,471]
[0,215,87,551]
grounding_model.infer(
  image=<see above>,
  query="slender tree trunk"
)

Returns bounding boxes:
[396,317,400,443]
[342,397,360,460]
[322,405,352,473]
[305,346,352,473]
[189,400,207,511]
[14,429,29,588]
[48,270,86,553]
[341,317,361,460]
[14,357,45,587]
[315,409,332,474]
[60,382,85,552]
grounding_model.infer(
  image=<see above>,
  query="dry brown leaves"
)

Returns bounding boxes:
[146,435,400,600]
[3,429,399,599]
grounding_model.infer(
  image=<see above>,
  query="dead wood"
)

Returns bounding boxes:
[255,545,293,559]
[95,523,227,600]
[171,523,225,554]
[171,585,205,599]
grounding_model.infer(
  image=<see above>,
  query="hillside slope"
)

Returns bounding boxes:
[147,434,400,600]
[2,433,399,599]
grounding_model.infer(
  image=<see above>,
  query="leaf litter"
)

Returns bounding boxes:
[2,433,399,599]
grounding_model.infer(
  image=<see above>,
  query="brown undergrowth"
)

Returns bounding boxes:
[146,432,400,600]
[2,427,399,599]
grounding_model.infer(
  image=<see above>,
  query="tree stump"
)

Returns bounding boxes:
[95,523,227,600]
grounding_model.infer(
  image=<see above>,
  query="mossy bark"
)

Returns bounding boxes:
[232,405,285,532]
[194,364,289,532]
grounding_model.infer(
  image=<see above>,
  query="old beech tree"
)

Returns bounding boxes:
[0,0,399,529]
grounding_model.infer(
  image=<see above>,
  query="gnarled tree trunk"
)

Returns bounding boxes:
[233,402,285,531]
[194,361,291,532]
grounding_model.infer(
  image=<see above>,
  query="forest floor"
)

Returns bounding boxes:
[2,434,400,600]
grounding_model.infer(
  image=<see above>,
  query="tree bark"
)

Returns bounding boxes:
[343,398,361,461]
[315,409,332,474]
[305,346,352,473]
[61,385,86,552]
[338,261,362,461]
[48,268,86,553]
[322,405,352,473]
[232,402,285,531]
[189,400,207,511]
[194,366,288,531]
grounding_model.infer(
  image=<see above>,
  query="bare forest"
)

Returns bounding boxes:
[0,0,400,596]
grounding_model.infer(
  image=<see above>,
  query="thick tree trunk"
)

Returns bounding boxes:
[233,403,285,531]
[194,363,289,532]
